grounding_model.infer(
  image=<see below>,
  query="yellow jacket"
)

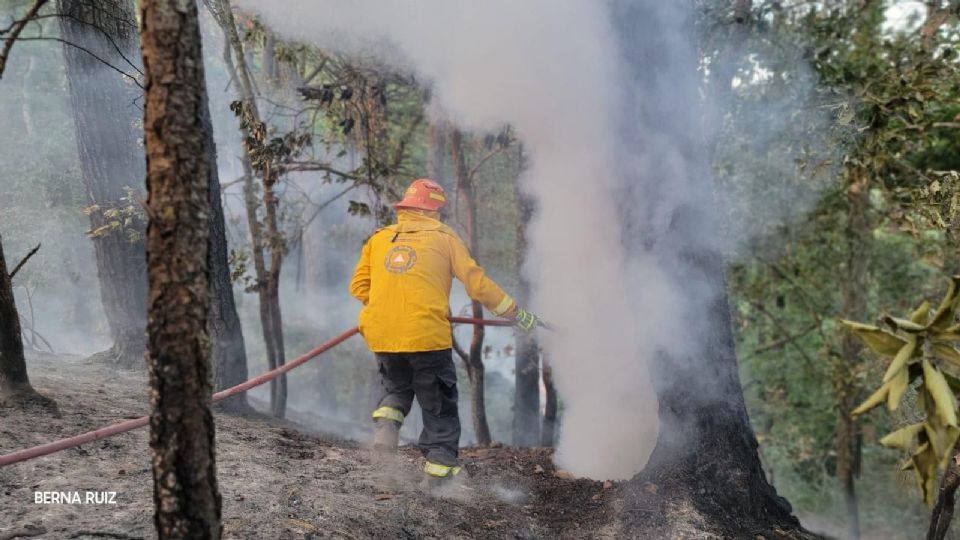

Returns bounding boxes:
[349,210,515,352]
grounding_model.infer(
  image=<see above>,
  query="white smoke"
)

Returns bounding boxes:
[233,0,662,479]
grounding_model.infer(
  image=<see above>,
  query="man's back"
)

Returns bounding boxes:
[351,210,458,352]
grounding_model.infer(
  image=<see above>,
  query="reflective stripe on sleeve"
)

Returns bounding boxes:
[372,406,405,424]
[423,461,462,478]
[493,295,515,316]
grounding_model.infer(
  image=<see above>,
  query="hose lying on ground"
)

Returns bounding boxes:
[0,317,512,467]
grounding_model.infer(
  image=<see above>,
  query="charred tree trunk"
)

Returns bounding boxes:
[450,128,491,446]
[140,0,221,535]
[611,1,795,532]
[202,74,250,413]
[0,235,57,411]
[513,146,540,447]
[541,355,557,447]
[57,0,148,369]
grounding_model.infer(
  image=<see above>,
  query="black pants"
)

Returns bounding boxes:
[375,349,460,466]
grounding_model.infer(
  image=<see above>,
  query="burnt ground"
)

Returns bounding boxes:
[1,353,818,539]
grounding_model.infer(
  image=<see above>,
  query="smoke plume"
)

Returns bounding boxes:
[233,0,720,479]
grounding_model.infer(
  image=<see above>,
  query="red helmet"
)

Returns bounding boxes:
[394,178,448,211]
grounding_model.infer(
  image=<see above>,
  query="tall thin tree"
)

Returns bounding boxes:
[513,145,540,447]
[209,0,288,417]
[450,128,492,445]
[141,0,221,535]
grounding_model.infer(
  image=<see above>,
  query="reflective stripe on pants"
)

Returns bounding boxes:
[372,406,405,424]
[424,460,462,478]
[374,349,460,467]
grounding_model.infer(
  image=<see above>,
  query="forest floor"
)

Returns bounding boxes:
[1,353,819,539]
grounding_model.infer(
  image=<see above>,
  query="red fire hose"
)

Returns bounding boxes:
[0,316,510,468]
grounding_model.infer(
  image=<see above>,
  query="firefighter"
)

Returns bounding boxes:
[349,178,541,484]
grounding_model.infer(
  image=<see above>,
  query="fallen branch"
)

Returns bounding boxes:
[0,524,46,540]
[0,0,49,79]
[67,532,143,540]
[9,243,39,280]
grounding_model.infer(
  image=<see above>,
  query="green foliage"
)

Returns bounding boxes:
[723,1,959,533]
[845,276,960,505]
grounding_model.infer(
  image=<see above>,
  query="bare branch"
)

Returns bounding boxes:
[467,143,509,181]
[0,0,49,79]
[9,243,40,280]
[745,324,818,358]
[282,161,361,181]
[451,331,469,365]
[300,183,358,229]
[18,313,54,352]
[302,56,329,85]
[747,299,816,370]
[15,37,142,87]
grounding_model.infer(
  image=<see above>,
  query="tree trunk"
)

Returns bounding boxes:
[928,440,960,540]
[513,147,540,447]
[140,0,221,534]
[262,31,279,87]
[215,0,287,418]
[610,0,795,530]
[924,8,959,538]
[201,72,250,413]
[427,121,446,181]
[0,235,56,411]
[450,128,492,446]
[57,0,148,369]
[836,169,869,540]
[541,355,557,447]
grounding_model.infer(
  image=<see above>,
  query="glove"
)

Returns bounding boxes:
[512,306,540,332]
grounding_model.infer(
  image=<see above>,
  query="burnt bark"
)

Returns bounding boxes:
[611,0,796,532]
[57,0,148,369]
[450,128,492,446]
[540,355,557,447]
[0,235,56,411]
[140,0,221,535]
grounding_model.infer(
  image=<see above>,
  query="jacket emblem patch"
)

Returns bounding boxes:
[385,245,417,273]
